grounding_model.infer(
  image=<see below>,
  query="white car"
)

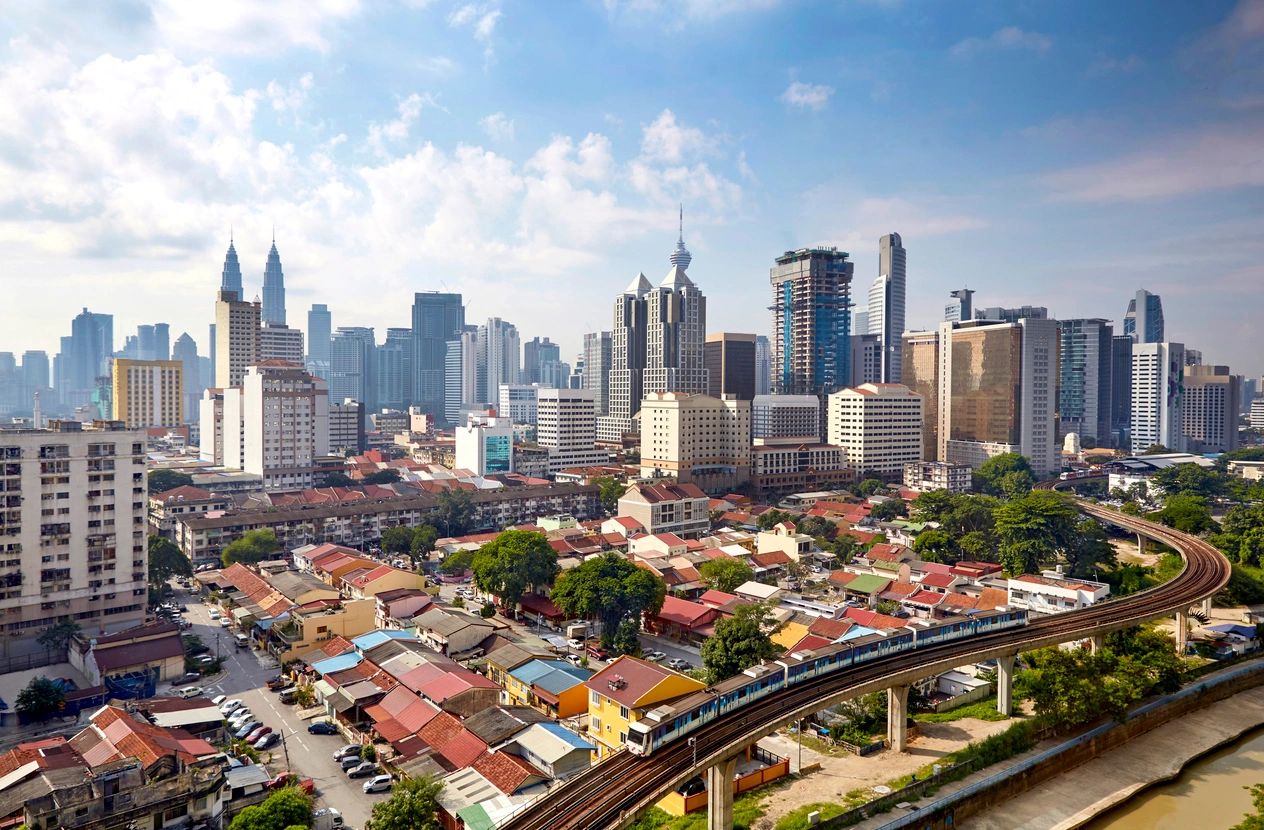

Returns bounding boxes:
[176,685,203,699]
[363,774,393,794]
[219,617,232,628]
[644,651,667,663]
[212,694,227,707]
[208,610,221,620]
[566,638,585,650]
[220,699,244,715]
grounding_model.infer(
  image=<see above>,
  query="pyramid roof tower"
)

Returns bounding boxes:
[220,233,243,298]
[624,272,653,296]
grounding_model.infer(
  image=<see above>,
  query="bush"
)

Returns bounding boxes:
[479,602,496,618]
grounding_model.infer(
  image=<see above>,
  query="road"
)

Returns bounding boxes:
[177,587,386,829]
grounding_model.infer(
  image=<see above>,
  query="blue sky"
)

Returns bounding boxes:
[1,0,1261,376]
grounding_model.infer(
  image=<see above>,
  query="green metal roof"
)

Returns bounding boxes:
[845,574,892,594]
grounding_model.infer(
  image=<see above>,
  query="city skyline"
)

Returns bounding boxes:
[1,1,1261,377]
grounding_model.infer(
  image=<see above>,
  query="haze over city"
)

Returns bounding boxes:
[1,0,1261,375]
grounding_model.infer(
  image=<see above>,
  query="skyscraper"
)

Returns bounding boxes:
[598,273,651,443]
[444,328,479,424]
[1183,365,1242,453]
[754,335,771,396]
[1131,342,1185,453]
[769,247,853,397]
[171,332,201,423]
[1058,319,1113,447]
[868,232,906,383]
[1124,289,1165,344]
[582,331,612,416]
[901,330,941,460]
[523,337,561,385]
[59,308,114,407]
[411,292,465,422]
[704,333,756,401]
[213,290,260,389]
[307,303,332,379]
[1110,335,1134,448]
[330,327,377,419]
[221,235,243,298]
[19,350,50,409]
[850,333,882,386]
[944,289,974,323]
[477,318,522,405]
[262,238,286,325]
[643,223,708,398]
[377,328,413,411]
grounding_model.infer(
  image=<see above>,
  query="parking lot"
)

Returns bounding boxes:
[174,587,387,829]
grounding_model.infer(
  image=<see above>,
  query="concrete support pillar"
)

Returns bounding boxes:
[996,653,1016,716]
[1137,533,1146,554]
[887,684,910,753]
[1201,597,1213,616]
[1089,633,1105,655]
[1176,611,1188,656]
[707,755,739,830]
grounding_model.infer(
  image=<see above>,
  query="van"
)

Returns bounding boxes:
[176,685,203,699]
[234,633,250,649]
[278,687,299,704]
[312,808,343,830]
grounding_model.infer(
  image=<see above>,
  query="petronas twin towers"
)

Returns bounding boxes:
[219,234,286,326]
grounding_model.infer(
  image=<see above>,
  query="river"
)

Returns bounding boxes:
[1087,725,1264,829]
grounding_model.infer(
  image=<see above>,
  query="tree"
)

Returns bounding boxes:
[1142,444,1174,455]
[701,602,782,683]
[323,471,353,487]
[471,530,559,609]
[1063,518,1116,578]
[440,548,477,574]
[1155,494,1215,534]
[227,787,313,830]
[410,525,439,561]
[148,535,191,588]
[551,552,666,646]
[148,469,193,493]
[830,534,861,567]
[911,490,957,523]
[380,526,415,555]
[1151,463,1224,500]
[222,529,281,567]
[613,616,642,656]
[431,489,475,536]
[1232,784,1264,830]
[366,776,442,830]
[993,490,1081,576]
[594,476,628,514]
[16,676,64,721]
[957,530,997,562]
[363,469,402,485]
[869,499,907,522]
[37,619,81,660]
[755,509,795,530]
[912,529,955,563]
[698,557,755,593]
[855,478,886,497]
[796,515,839,542]
[975,453,1034,498]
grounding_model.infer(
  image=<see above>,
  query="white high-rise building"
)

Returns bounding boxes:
[867,233,906,383]
[536,388,609,473]
[443,330,479,425]
[1251,399,1264,430]
[199,389,225,464]
[1131,342,1186,454]
[0,420,148,655]
[498,384,540,426]
[214,289,260,389]
[258,322,305,365]
[223,362,329,491]
[477,318,521,406]
[827,383,923,477]
[454,413,514,476]
[751,395,821,442]
[639,392,750,491]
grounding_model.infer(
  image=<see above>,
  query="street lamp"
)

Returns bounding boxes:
[688,736,697,769]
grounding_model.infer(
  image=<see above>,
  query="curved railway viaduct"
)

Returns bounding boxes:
[501,481,1231,830]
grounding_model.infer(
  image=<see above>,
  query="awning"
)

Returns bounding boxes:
[313,679,337,701]
[457,804,496,830]
[232,606,254,621]
[532,687,560,706]
[326,687,356,713]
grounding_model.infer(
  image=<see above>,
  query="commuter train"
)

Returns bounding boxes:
[626,608,1028,756]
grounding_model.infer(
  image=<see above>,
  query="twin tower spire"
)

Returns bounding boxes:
[220,232,286,325]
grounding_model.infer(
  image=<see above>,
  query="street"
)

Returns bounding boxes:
[177,588,386,829]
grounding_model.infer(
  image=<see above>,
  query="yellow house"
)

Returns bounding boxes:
[342,564,428,600]
[506,658,594,719]
[583,656,705,757]
[771,620,809,651]
[268,597,376,662]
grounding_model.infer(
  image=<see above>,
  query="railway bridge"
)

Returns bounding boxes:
[501,484,1231,830]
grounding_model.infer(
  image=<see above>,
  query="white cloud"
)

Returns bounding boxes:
[266,72,314,113]
[366,93,437,155]
[417,56,458,76]
[448,2,501,59]
[950,26,1052,59]
[479,112,515,142]
[780,81,834,111]
[639,109,716,163]
[603,0,781,21]
[1041,127,1264,203]
[1087,54,1143,76]
[149,0,364,54]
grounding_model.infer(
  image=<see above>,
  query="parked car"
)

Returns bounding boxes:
[585,645,610,661]
[278,688,299,705]
[194,655,216,666]
[347,761,379,779]
[363,774,393,794]
[228,712,254,730]
[253,733,281,750]
[212,694,227,707]
[333,744,362,761]
[219,617,232,628]
[208,610,221,620]
[234,721,261,740]
[666,658,691,671]
[308,721,339,735]
[267,773,316,795]
[644,651,667,663]
[566,654,583,667]
[266,676,288,691]
[246,726,272,743]
[220,700,244,715]
[176,671,201,684]
[176,685,203,699]
[566,638,585,650]
[340,755,364,771]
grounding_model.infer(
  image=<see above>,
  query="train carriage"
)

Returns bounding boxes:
[777,641,853,685]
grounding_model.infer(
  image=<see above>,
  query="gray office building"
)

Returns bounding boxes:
[1059,319,1113,447]
[582,331,612,416]
[868,233,906,383]
[411,292,465,422]
[307,304,332,379]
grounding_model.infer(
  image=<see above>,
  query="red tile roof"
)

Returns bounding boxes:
[840,607,908,630]
[866,543,907,562]
[919,572,957,589]
[787,634,834,653]
[828,570,857,587]
[699,589,739,608]
[807,617,854,640]
[153,485,217,504]
[752,551,792,568]
[627,482,707,504]
[93,629,185,672]
[652,596,718,628]
[473,750,546,794]
[583,656,684,709]
[416,667,498,703]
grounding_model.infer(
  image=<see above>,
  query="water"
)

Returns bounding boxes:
[1087,726,1264,830]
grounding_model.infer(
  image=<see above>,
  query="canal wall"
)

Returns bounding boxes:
[864,658,1264,830]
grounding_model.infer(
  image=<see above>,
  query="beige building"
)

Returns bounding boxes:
[268,597,375,661]
[0,420,147,659]
[258,321,304,364]
[1182,364,1242,453]
[111,358,184,428]
[213,289,260,389]
[222,361,329,492]
[827,383,923,477]
[617,481,710,539]
[901,331,941,461]
[639,392,751,492]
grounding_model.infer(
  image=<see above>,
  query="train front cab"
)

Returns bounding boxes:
[627,720,652,755]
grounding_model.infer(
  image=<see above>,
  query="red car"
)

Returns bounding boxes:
[246,726,273,743]
[267,773,315,795]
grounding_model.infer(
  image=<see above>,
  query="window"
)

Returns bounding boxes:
[619,705,629,719]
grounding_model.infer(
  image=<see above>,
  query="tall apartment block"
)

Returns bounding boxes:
[258,322,304,365]
[850,333,882,387]
[868,232,906,383]
[1183,365,1243,453]
[1130,342,1185,453]
[477,318,522,406]
[0,420,148,657]
[582,331,612,417]
[639,392,751,492]
[213,289,260,389]
[444,329,479,425]
[900,330,941,461]
[110,359,184,428]
[770,247,853,397]
[221,362,329,491]
[329,399,365,455]
[704,333,756,401]
[827,383,923,478]
[411,292,465,422]
[1124,289,1165,344]
[536,388,608,473]
[1058,319,1113,447]
[498,384,539,426]
[751,395,821,442]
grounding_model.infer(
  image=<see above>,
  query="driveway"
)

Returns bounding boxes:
[179,588,387,829]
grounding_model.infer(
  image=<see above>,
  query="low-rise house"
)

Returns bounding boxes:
[375,587,434,629]
[617,482,710,539]
[70,622,187,694]
[342,563,428,600]
[506,659,594,718]
[140,696,230,743]
[415,607,498,658]
[267,597,376,661]
[502,721,595,780]
[1006,571,1110,613]
[148,485,231,538]
[756,522,814,561]
[630,532,690,558]
[734,581,781,604]
[464,706,549,746]
[600,516,645,538]
[583,656,705,757]
[645,595,721,643]
[483,642,556,688]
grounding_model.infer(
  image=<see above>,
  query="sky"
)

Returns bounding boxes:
[1,0,1262,376]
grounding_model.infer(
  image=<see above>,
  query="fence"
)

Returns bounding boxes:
[0,649,62,675]
[658,744,792,816]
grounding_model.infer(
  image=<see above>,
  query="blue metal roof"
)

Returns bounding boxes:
[351,629,420,651]
[535,721,595,750]
[510,659,592,694]
[839,625,881,642]
[311,652,362,676]
[1207,623,1257,639]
